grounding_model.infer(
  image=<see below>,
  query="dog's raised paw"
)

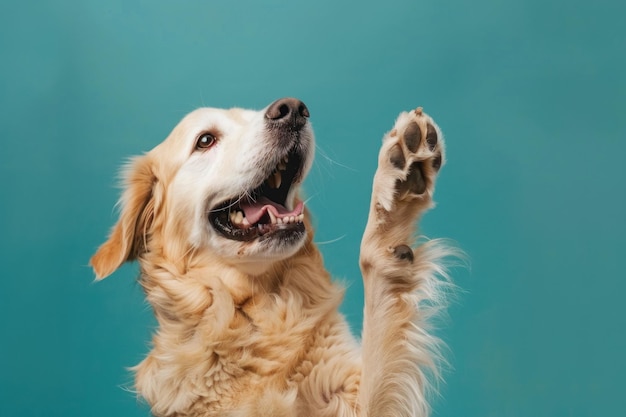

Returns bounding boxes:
[373,106,445,217]
[390,108,444,202]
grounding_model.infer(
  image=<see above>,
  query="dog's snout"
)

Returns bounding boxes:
[265,98,309,129]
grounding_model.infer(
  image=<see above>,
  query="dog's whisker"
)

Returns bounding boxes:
[315,144,358,172]
[302,194,317,206]
[314,235,346,245]
[207,198,241,213]
[243,187,260,204]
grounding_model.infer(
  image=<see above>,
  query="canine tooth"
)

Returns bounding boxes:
[268,210,277,224]
[277,217,283,224]
[297,214,304,222]
[242,217,250,226]
[229,212,236,223]
[274,171,282,188]
[235,211,243,224]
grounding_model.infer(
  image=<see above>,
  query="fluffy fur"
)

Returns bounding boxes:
[91,99,452,417]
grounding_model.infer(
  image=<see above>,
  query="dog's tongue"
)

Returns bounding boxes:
[240,197,304,224]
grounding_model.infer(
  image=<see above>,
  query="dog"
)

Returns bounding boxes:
[91,97,451,417]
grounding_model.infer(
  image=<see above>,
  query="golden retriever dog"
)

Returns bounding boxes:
[91,97,451,417]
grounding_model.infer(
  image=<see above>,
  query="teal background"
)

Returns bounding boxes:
[1,0,624,416]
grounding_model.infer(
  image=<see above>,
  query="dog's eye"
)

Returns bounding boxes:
[195,133,217,150]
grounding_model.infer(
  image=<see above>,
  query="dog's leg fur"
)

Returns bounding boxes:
[358,108,447,417]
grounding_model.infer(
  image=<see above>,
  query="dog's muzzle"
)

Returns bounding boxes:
[208,97,311,243]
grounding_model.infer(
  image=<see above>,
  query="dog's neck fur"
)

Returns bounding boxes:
[132,216,356,415]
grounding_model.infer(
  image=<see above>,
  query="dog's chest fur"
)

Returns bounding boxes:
[133,244,361,416]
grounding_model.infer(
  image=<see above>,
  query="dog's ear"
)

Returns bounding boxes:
[90,155,156,280]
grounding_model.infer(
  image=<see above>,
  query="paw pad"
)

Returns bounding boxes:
[393,244,414,263]
[396,162,426,197]
[389,144,406,170]
[432,153,442,171]
[426,124,438,151]
[403,122,422,153]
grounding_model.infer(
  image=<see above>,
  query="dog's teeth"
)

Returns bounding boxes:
[277,217,283,224]
[297,214,304,222]
[278,161,287,171]
[230,211,245,226]
[242,217,250,226]
[274,171,282,189]
[268,210,277,225]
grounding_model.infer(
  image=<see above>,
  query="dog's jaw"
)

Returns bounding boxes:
[207,143,309,243]
[203,191,313,276]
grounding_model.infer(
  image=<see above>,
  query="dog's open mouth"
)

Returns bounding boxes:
[209,148,306,242]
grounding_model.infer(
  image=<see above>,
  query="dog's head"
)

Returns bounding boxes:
[91,98,315,279]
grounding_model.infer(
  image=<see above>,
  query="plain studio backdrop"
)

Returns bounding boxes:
[1,1,624,416]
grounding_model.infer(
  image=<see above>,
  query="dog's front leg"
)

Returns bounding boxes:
[358,108,446,417]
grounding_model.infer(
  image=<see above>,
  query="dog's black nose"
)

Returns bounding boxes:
[265,97,309,129]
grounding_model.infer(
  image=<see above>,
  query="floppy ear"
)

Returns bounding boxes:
[90,155,156,280]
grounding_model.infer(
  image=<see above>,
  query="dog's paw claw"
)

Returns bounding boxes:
[393,244,414,263]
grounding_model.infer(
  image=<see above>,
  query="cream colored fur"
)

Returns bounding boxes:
[91,101,452,417]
